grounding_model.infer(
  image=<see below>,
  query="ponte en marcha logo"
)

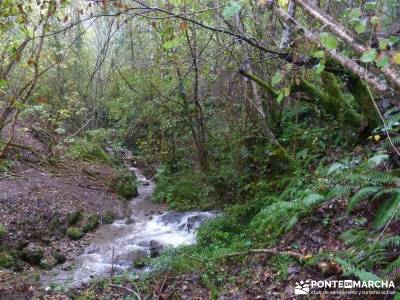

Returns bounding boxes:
[294,279,396,296]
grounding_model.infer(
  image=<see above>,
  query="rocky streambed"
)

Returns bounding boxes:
[41,165,216,289]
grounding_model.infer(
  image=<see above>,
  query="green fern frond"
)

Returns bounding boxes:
[340,229,370,247]
[302,193,325,207]
[385,256,400,274]
[334,257,382,282]
[384,136,400,150]
[340,172,399,186]
[328,185,352,198]
[379,236,400,248]
[347,186,382,212]
[371,188,400,201]
[372,194,400,229]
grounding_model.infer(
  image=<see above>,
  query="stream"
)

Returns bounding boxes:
[42,165,216,288]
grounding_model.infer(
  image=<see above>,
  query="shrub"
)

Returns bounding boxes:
[66,227,84,240]
[66,137,110,162]
[68,210,82,225]
[102,211,114,224]
[115,171,138,199]
[0,252,13,269]
[82,214,100,233]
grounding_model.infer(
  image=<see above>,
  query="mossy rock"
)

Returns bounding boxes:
[102,211,114,224]
[39,257,58,270]
[66,227,84,240]
[82,214,100,233]
[51,250,67,264]
[132,256,150,268]
[22,243,44,265]
[68,210,82,225]
[0,252,14,269]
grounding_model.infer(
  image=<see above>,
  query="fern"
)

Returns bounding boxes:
[385,257,400,274]
[347,186,383,212]
[384,136,400,150]
[334,257,382,282]
[379,236,400,249]
[372,194,400,229]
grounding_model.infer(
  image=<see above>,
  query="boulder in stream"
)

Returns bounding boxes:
[149,240,164,258]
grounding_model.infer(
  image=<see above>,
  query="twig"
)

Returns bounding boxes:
[215,248,307,260]
[157,276,168,300]
[109,284,142,300]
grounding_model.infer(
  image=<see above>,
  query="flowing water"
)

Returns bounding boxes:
[42,166,215,288]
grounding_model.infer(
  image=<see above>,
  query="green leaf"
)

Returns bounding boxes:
[360,49,377,63]
[379,39,388,50]
[312,50,325,59]
[370,16,380,25]
[353,19,367,34]
[365,2,377,10]
[223,1,242,19]
[348,8,361,19]
[163,37,180,49]
[319,32,337,50]
[276,92,284,103]
[271,72,282,86]
[388,36,400,46]
[314,62,325,74]
[376,55,390,68]
[0,79,6,89]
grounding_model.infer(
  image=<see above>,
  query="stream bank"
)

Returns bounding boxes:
[40,164,216,293]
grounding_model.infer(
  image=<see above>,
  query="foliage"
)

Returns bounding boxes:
[66,227,84,240]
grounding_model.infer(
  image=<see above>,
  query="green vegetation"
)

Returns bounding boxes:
[0,252,13,269]
[102,211,115,224]
[0,0,400,297]
[66,227,84,240]
[82,214,100,233]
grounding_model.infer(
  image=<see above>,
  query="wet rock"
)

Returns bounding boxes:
[66,227,84,240]
[159,212,183,224]
[149,240,164,258]
[22,243,44,265]
[142,181,150,186]
[125,216,135,225]
[117,249,147,266]
[178,216,201,232]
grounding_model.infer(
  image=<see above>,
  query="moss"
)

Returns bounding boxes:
[349,78,380,128]
[239,69,279,97]
[102,211,115,224]
[133,256,151,268]
[0,252,14,269]
[82,214,100,233]
[294,73,363,127]
[66,227,84,240]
